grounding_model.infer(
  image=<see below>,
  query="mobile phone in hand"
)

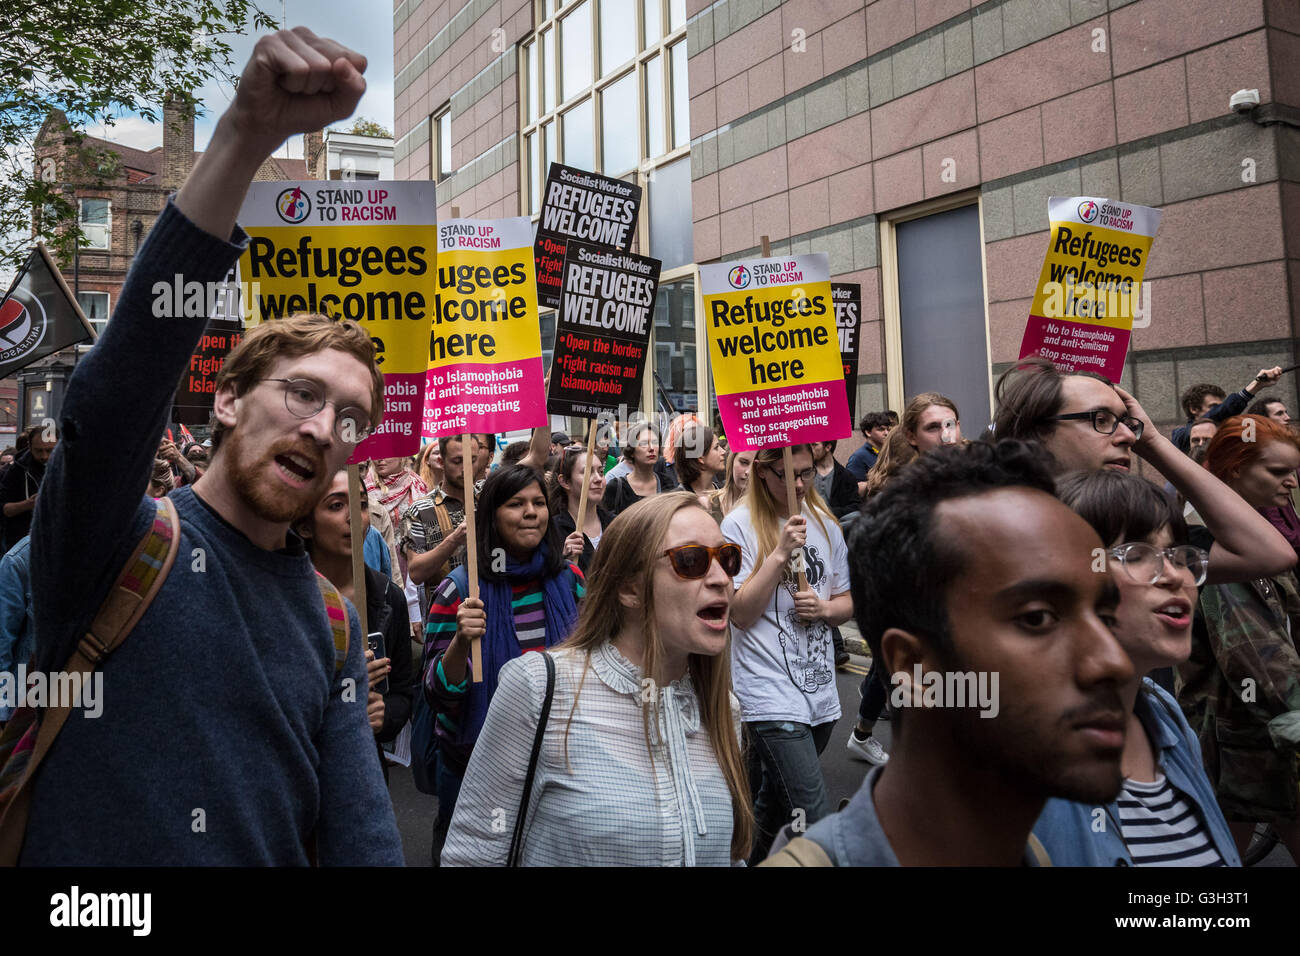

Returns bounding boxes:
[367,631,389,695]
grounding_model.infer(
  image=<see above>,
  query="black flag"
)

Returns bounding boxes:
[0,244,95,380]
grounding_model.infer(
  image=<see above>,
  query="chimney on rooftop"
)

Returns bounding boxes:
[162,93,195,190]
[305,130,325,179]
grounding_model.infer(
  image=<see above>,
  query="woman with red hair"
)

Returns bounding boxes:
[1179,415,1300,863]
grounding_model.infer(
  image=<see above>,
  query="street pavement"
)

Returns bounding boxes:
[386,641,1292,867]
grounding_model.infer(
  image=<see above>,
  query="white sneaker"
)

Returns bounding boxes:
[846,731,889,765]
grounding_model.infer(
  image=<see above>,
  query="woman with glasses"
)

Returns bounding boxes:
[421,464,585,863]
[441,492,752,865]
[1177,415,1300,864]
[1034,469,1248,865]
[602,422,665,516]
[721,444,852,863]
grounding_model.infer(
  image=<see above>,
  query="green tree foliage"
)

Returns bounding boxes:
[0,0,276,267]
[340,117,391,139]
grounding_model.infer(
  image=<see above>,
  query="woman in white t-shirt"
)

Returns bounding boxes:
[721,444,853,863]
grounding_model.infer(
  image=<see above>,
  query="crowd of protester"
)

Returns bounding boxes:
[2,28,1298,870]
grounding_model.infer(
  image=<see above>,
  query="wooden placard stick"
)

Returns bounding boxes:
[346,464,369,635]
[448,205,484,682]
[575,417,596,545]
[760,234,808,592]
[462,431,482,682]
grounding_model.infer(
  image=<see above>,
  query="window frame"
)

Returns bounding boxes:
[878,190,992,418]
[523,0,699,424]
[76,290,111,335]
[519,0,688,216]
[78,198,111,251]
[432,106,453,183]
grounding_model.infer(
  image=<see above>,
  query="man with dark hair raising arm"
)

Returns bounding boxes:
[18,29,403,864]
[1172,368,1282,454]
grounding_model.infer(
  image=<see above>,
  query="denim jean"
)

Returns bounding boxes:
[746,718,836,863]
[431,750,463,867]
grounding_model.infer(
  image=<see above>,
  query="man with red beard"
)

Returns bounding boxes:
[20,28,403,864]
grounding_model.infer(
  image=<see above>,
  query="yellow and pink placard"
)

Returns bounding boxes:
[237,181,436,462]
[423,217,547,438]
[1019,196,1161,381]
[702,253,849,451]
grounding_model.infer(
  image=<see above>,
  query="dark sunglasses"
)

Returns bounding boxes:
[662,543,742,579]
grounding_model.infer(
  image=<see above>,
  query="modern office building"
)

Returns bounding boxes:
[394,0,1300,450]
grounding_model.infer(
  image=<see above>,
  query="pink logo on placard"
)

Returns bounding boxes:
[727,265,751,289]
[1077,201,1099,223]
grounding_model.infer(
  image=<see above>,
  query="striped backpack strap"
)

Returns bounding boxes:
[313,572,350,677]
[0,495,181,866]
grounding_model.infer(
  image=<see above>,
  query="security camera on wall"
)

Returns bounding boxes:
[1230,89,1261,114]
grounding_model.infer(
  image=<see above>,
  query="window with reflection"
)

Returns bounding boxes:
[653,279,697,414]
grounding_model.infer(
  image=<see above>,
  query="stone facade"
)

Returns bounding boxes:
[393,0,1299,453]
[685,0,1300,452]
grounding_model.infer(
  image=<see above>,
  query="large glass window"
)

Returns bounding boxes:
[668,0,685,31]
[522,0,696,416]
[562,99,594,172]
[642,0,661,47]
[560,2,592,102]
[644,54,665,158]
[543,29,556,112]
[599,0,636,76]
[79,199,110,250]
[526,43,538,123]
[522,0,687,186]
[653,279,696,413]
[649,156,692,269]
[601,71,638,175]
[527,132,541,214]
[670,41,688,149]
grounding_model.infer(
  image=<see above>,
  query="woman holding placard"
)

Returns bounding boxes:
[602,422,665,516]
[441,492,752,866]
[421,464,585,862]
[721,444,853,864]
[550,446,614,575]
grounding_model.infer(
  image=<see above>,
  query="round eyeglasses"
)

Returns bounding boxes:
[766,465,816,484]
[263,378,373,445]
[1049,408,1144,440]
[1108,542,1208,586]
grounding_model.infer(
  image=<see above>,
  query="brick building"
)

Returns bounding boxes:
[18,102,308,431]
[393,0,1300,448]
[31,100,308,337]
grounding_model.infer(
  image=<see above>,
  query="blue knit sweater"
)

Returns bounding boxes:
[23,201,403,865]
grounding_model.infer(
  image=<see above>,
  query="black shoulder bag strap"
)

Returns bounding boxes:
[507,651,555,867]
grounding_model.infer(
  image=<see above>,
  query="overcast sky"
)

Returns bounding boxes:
[1,2,392,286]
[88,0,395,158]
